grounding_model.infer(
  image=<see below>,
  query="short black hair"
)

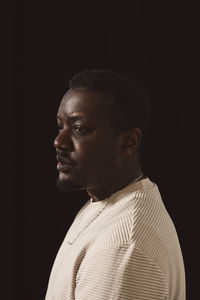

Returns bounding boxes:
[69,69,151,135]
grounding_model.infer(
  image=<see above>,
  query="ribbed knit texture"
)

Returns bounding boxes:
[45,178,185,300]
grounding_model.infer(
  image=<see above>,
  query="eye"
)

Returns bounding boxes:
[73,126,90,136]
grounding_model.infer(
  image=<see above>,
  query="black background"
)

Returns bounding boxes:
[6,0,199,299]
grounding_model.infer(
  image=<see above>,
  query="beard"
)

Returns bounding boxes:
[56,173,87,192]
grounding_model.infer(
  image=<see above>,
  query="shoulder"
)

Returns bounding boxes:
[96,178,165,245]
[95,178,180,266]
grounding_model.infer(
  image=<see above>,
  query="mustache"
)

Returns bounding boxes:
[56,152,76,165]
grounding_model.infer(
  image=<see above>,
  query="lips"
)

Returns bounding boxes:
[56,155,75,172]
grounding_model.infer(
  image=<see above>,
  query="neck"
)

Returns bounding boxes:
[86,167,143,202]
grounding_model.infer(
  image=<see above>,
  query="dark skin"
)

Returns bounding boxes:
[54,89,142,202]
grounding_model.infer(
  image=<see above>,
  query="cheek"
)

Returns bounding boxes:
[73,136,119,167]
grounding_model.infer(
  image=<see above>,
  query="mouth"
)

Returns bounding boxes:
[57,162,74,172]
[56,155,75,172]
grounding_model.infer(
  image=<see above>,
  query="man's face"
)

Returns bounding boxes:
[54,89,122,192]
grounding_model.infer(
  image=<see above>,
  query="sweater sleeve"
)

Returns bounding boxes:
[75,243,169,300]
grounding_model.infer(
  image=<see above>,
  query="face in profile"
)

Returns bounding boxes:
[54,89,123,193]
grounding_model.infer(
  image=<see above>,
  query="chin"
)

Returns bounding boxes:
[56,173,86,192]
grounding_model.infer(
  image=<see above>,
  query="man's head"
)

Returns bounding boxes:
[54,70,150,195]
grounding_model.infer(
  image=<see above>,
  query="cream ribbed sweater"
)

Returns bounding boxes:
[45,178,185,300]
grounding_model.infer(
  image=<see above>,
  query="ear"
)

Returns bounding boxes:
[120,128,142,157]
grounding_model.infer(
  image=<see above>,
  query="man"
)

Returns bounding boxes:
[45,70,185,299]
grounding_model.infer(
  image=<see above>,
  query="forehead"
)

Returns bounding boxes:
[58,89,108,120]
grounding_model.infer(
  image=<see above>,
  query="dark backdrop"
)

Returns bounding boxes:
[7,0,199,299]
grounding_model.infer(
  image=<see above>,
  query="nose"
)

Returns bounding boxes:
[54,129,74,152]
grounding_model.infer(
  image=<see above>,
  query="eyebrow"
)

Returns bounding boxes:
[57,114,87,123]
